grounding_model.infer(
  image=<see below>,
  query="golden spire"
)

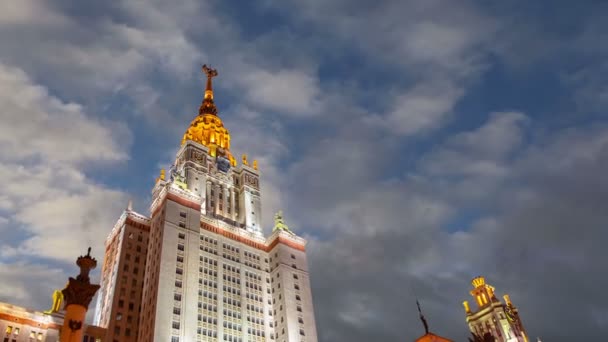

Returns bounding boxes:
[181,65,236,166]
[200,64,218,115]
[203,64,217,99]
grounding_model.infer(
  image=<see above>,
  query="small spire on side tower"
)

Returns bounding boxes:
[417,299,430,335]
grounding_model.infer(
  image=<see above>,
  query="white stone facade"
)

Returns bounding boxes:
[97,139,318,342]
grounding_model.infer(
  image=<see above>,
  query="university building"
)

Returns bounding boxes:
[94,65,318,342]
[463,276,529,342]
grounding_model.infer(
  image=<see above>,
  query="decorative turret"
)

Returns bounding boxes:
[273,210,294,234]
[463,276,529,342]
[469,276,497,308]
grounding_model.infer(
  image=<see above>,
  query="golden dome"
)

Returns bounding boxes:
[182,65,236,166]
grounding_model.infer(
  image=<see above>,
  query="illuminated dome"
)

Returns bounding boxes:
[182,65,236,166]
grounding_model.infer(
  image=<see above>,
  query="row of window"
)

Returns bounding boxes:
[222,297,241,307]
[223,264,240,273]
[224,285,240,295]
[246,303,263,313]
[243,250,261,261]
[201,256,218,266]
[113,326,132,337]
[198,327,217,337]
[247,327,265,337]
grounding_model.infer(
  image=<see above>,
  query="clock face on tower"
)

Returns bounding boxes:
[217,156,231,173]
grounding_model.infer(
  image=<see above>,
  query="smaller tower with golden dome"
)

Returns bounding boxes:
[463,276,529,342]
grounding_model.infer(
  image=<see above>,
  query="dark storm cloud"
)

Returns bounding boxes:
[299,118,608,341]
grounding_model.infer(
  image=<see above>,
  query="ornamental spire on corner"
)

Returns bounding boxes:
[200,64,218,116]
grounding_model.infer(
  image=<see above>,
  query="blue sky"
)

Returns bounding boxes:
[1,0,608,341]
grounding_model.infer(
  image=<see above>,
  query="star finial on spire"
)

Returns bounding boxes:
[199,64,219,115]
[202,64,218,99]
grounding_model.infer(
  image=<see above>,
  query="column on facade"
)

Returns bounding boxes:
[223,186,229,218]
[230,187,236,221]
[214,183,220,216]
[206,180,212,215]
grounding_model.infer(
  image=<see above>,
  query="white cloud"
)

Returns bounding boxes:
[0,63,130,263]
[106,21,203,79]
[0,261,66,306]
[239,69,321,116]
[0,63,129,165]
[381,78,465,136]
[0,0,67,27]
[419,111,528,178]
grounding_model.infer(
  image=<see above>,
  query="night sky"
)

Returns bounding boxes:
[1,1,608,341]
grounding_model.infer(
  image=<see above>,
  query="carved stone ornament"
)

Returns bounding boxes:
[61,248,101,309]
[68,319,83,332]
[244,173,259,189]
[62,277,101,309]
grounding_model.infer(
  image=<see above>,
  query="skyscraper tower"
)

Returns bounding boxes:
[93,204,150,340]
[95,65,318,342]
[463,276,529,342]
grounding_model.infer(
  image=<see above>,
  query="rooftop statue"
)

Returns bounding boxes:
[273,210,294,234]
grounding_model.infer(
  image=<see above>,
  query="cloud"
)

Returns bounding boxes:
[239,69,321,116]
[263,0,498,136]
[563,61,608,113]
[0,63,130,264]
[0,63,129,165]
[2,1,608,341]
[0,261,66,307]
[0,0,68,27]
[419,111,528,178]
[302,115,608,340]
[380,78,465,136]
